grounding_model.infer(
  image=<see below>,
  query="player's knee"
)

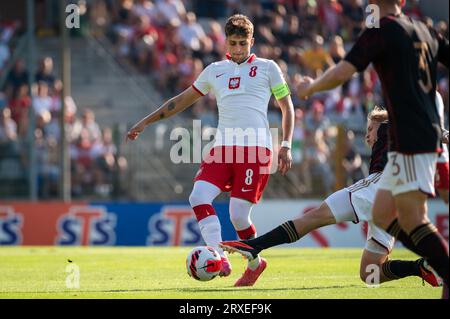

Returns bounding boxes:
[229,198,253,229]
[189,191,210,207]
[372,213,384,229]
[359,270,369,283]
[372,208,391,230]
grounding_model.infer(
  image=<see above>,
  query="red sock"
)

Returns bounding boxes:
[192,204,216,222]
[237,224,257,240]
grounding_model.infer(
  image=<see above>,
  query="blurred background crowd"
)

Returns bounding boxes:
[0,0,448,200]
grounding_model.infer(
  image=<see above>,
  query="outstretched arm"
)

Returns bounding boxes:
[298,61,357,99]
[126,86,203,141]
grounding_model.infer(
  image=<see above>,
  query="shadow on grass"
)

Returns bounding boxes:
[1,284,395,294]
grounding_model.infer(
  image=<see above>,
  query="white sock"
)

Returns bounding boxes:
[248,255,261,270]
[198,215,225,257]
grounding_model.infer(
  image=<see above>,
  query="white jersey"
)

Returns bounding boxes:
[436,92,449,163]
[193,54,288,150]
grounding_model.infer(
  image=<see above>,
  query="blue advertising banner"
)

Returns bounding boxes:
[89,202,237,246]
[0,202,237,246]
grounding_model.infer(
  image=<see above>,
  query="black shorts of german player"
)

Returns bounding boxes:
[325,172,395,255]
[377,153,438,197]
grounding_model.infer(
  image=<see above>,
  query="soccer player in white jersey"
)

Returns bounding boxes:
[435,92,449,205]
[220,107,442,287]
[127,14,295,287]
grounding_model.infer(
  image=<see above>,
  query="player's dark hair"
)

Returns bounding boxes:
[368,106,388,123]
[225,14,254,38]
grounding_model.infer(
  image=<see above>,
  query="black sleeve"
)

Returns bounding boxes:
[371,123,389,158]
[369,122,389,173]
[344,27,385,72]
[377,122,389,142]
[437,32,449,69]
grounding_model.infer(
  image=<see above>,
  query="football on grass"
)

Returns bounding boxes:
[186,246,222,281]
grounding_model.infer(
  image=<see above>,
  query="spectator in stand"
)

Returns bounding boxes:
[112,0,135,58]
[131,0,158,22]
[178,12,207,52]
[8,84,31,138]
[271,13,285,42]
[177,57,203,92]
[131,14,159,72]
[65,97,83,143]
[81,108,102,143]
[207,20,226,59]
[303,128,334,195]
[342,0,364,41]
[0,39,9,72]
[0,107,18,154]
[35,57,56,87]
[156,0,186,26]
[328,35,346,64]
[5,59,28,98]
[318,0,343,39]
[304,100,331,134]
[301,35,334,77]
[70,128,95,196]
[32,81,52,118]
[404,0,423,21]
[35,127,59,198]
[281,15,304,47]
[92,127,127,195]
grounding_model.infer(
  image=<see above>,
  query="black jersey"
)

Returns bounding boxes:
[369,122,388,174]
[345,14,449,154]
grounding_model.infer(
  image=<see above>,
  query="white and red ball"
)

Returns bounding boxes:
[186,246,222,281]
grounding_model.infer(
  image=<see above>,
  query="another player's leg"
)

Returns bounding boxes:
[360,250,441,286]
[435,161,449,206]
[189,180,232,277]
[360,222,443,287]
[374,153,449,295]
[221,200,337,259]
[372,189,425,255]
[372,188,418,252]
[395,191,449,294]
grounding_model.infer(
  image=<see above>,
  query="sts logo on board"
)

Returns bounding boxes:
[0,206,22,245]
[147,206,202,246]
[56,206,116,245]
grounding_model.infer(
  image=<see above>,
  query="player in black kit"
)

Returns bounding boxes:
[285,0,449,298]
[220,107,443,287]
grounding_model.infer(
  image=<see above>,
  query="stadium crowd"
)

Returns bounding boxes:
[101,0,449,194]
[0,18,126,198]
[1,0,449,198]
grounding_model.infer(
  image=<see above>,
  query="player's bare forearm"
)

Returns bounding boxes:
[142,87,202,126]
[277,95,295,144]
[277,95,294,175]
[127,86,202,141]
[307,61,357,97]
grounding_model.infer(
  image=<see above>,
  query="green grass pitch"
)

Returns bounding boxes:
[0,247,441,299]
